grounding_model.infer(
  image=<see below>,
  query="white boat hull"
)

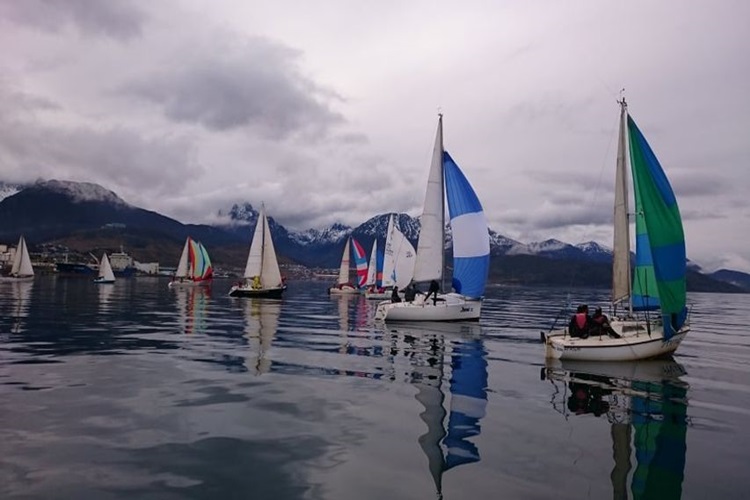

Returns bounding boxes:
[0,275,34,283]
[168,279,212,288]
[543,319,690,361]
[374,293,482,322]
[328,285,360,295]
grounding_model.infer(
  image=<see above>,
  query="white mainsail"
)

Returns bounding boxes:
[259,211,282,288]
[382,215,416,289]
[244,207,266,279]
[10,236,34,277]
[413,116,445,284]
[381,215,397,287]
[337,237,352,285]
[175,238,190,278]
[612,101,631,309]
[365,240,378,286]
[98,253,116,282]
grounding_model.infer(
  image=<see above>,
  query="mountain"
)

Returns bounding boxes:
[0,179,745,292]
[709,269,750,292]
[0,181,22,203]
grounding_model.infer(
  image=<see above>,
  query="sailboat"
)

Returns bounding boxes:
[168,237,214,288]
[542,358,688,499]
[93,253,116,284]
[0,235,34,282]
[543,100,690,361]
[375,115,490,321]
[328,236,368,294]
[229,204,287,298]
[365,214,416,300]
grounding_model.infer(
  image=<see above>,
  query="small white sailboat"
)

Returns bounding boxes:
[328,236,367,295]
[375,115,490,321]
[168,237,214,288]
[229,204,287,298]
[543,99,690,361]
[0,235,35,283]
[365,214,416,300]
[93,253,116,284]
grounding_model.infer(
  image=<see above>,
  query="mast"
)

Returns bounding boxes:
[438,113,445,292]
[612,99,632,316]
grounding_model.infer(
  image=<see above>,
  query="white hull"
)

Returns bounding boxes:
[364,289,404,300]
[0,275,34,283]
[543,319,690,361]
[328,285,360,295]
[168,279,211,288]
[375,293,482,322]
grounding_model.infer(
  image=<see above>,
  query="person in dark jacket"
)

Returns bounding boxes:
[403,284,417,302]
[568,305,591,338]
[391,286,402,303]
[425,279,440,305]
[591,307,621,338]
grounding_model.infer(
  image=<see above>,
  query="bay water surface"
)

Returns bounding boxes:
[1,278,748,499]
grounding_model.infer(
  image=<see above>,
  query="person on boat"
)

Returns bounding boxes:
[591,307,621,338]
[252,275,261,289]
[403,283,417,302]
[424,279,440,306]
[391,286,402,303]
[568,305,592,338]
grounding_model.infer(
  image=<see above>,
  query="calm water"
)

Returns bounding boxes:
[1,278,748,499]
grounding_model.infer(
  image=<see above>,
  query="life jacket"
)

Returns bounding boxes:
[575,313,588,330]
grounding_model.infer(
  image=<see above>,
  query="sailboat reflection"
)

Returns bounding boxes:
[401,322,487,499]
[98,280,114,313]
[4,281,33,334]
[242,298,281,375]
[543,358,689,500]
[175,286,210,335]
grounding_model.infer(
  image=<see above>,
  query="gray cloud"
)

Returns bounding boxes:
[0,0,145,40]
[120,35,344,139]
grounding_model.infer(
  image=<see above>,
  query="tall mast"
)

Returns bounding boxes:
[613,98,632,315]
[438,113,445,292]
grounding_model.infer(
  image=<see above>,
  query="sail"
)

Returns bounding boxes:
[260,209,283,288]
[383,221,416,289]
[413,116,445,283]
[444,152,490,298]
[628,115,687,336]
[99,253,116,282]
[612,104,631,307]
[365,240,378,286]
[337,238,351,285]
[198,242,213,280]
[381,215,396,287]
[10,236,33,277]
[352,238,368,288]
[244,208,266,279]
[376,247,384,288]
[175,238,190,278]
[189,239,204,279]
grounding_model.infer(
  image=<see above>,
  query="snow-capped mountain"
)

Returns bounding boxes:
[35,179,129,206]
[291,223,352,246]
[0,182,21,203]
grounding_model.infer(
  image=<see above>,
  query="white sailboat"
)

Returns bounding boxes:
[0,235,35,282]
[168,237,214,288]
[229,204,287,298]
[93,253,116,284]
[329,237,359,295]
[365,214,416,300]
[543,100,690,361]
[375,115,490,321]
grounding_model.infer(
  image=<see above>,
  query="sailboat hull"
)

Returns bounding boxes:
[229,284,286,299]
[375,293,482,322]
[544,322,690,361]
[328,284,360,295]
[168,278,212,288]
[93,278,115,284]
[0,275,34,283]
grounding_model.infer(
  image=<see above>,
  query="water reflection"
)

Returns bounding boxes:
[1,281,33,334]
[242,298,281,375]
[542,358,689,500]
[98,281,114,313]
[175,286,210,335]
[396,322,488,499]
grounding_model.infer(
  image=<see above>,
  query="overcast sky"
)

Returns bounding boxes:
[1,0,748,271]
